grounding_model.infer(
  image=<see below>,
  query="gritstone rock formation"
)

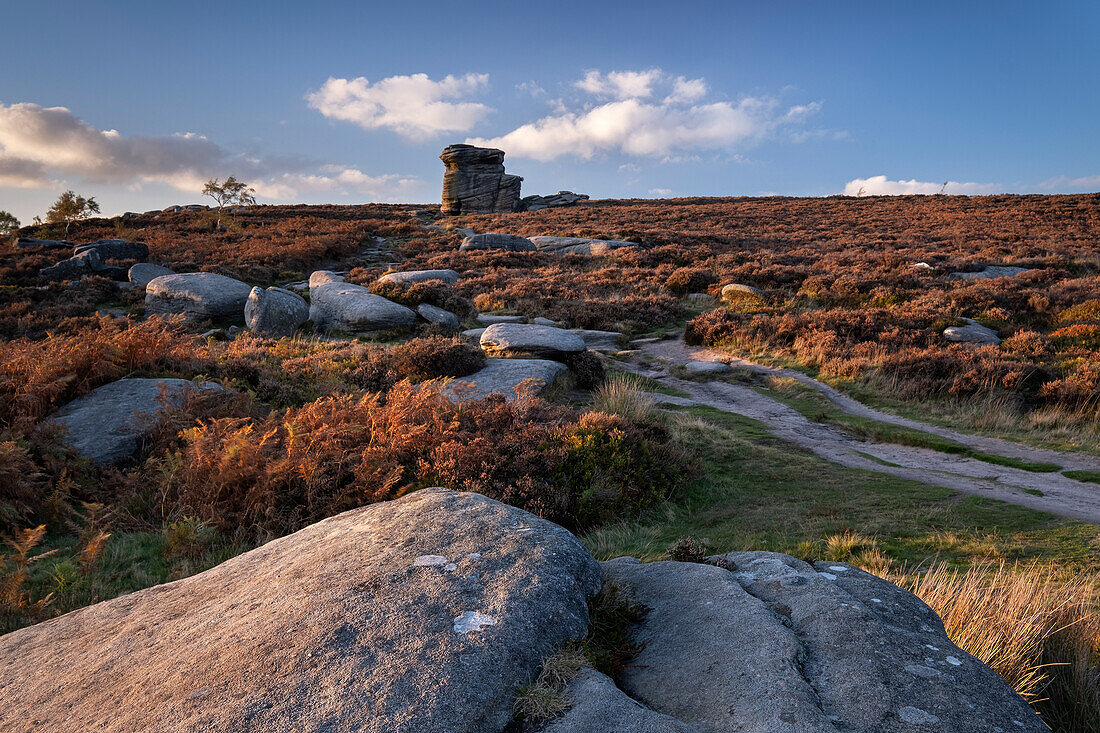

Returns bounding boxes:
[440,144,523,215]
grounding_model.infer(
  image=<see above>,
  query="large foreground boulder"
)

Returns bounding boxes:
[445,357,568,402]
[440,144,523,215]
[245,286,309,337]
[0,488,602,733]
[481,323,586,360]
[49,378,226,464]
[460,232,537,252]
[379,268,459,285]
[599,553,1044,732]
[145,272,253,322]
[309,281,416,334]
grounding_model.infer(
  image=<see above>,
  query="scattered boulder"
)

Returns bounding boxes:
[569,329,623,352]
[721,283,767,302]
[481,323,586,360]
[245,286,309,337]
[145,272,253,322]
[911,262,933,270]
[308,281,416,334]
[462,327,487,340]
[73,238,149,261]
[949,265,1029,281]
[16,237,70,250]
[127,263,174,287]
[532,316,560,327]
[445,358,568,402]
[379,268,459,285]
[49,378,226,464]
[440,144,523,215]
[460,232,537,252]
[528,236,638,256]
[309,270,344,288]
[684,360,731,375]
[417,303,461,330]
[477,313,527,325]
[944,318,1001,345]
[600,554,1044,732]
[0,488,602,733]
[541,668,693,733]
[39,252,99,281]
[520,191,589,211]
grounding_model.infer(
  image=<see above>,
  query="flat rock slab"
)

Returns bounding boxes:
[145,272,253,322]
[49,378,226,464]
[477,314,527,325]
[444,358,568,402]
[684,360,731,375]
[459,233,536,252]
[541,668,693,733]
[128,262,174,287]
[418,303,461,329]
[944,318,1001,345]
[569,329,623,352]
[949,266,1028,280]
[0,488,602,733]
[245,286,309,337]
[528,236,638,256]
[309,282,416,334]
[379,269,459,285]
[481,323,586,360]
[462,327,487,340]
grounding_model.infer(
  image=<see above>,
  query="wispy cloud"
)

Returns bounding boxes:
[1037,174,1100,191]
[0,102,419,200]
[843,175,1001,196]
[306,73,491,139]
[469,68,819,161]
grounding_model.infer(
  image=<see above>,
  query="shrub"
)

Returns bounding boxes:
[1059,299,1100,324]
[667,536,707,563]
[1051,324,1100,352]
[390,336,485,381]
[564,350,606,390]
[665,267,717,296]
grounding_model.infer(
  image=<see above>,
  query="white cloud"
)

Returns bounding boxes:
[649,188,673,196]
[843,175,1002,196]
[469,69,818,161]
[1038,174,1100,191]
[575,69,663,100]
[0,102,419,201]
[306,73,491,138]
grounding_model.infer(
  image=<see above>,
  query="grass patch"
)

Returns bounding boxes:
[1064,470,1100,484]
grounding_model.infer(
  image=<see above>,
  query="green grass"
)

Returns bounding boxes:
[1064,470,1100,485]
[762,378,1063,473]
[581,405,1100,571]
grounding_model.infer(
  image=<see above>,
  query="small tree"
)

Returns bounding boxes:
[0,210,19,238]
[202,176,256,229]
[45,191,100,236]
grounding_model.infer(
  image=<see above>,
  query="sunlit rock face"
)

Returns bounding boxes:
[440,144,523,215]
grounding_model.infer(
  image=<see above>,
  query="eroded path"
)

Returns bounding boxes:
[622,337,1100,524]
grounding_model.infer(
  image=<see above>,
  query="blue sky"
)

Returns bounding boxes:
[1,0,1097,223]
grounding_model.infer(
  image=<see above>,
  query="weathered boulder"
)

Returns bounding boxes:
[0,488,603,733]
[462,327,487,340]
[481,323,586,360]
[440,144,523,215]
[49,378,226,464]
[127,262,174,287]
[444,357,568,402]
[245,286,309,337]
[73,238,149,261]
[145,272,253,322]
[944,318,1001,345]
[308,281,416,334]
[460,232,537,252]
[477,313,527,325]
[600,554,1044,732]
[540,668,693,733]
[721,283,767,302]
[308,269,344,288]
[528,236,638,256]
[949,266,1029,281]
[418,303,461,330]
[16,237,70,249]
[39,251,100,281]
[519,191,590,211]
[379,268,459,285]
[684,360,731,375]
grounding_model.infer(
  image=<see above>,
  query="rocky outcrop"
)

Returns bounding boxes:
[418,303,461,330]
[73,238,149,261]
[128,263,174,287]
[308,281,416,334]
[244,286,309,337]
[949,265,1029,281]
[49,378,226,464]
[16,237,70,249]
[520,191,590,211]
[460,233,537,252]
[0,489,603,733]
[944,318,1001,345]
[379,268,460,285]
[528,236,638,256]
[598,553,1044,732]
[440,144,523,215]
[444,358,569,402]
[480,323,587,360]
[145,272,253,322]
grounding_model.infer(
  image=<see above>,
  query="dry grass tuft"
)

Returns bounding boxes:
[592,374,656,422]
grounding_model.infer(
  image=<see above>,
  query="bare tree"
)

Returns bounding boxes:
[46,191,100,236]
[202,176,256,229]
